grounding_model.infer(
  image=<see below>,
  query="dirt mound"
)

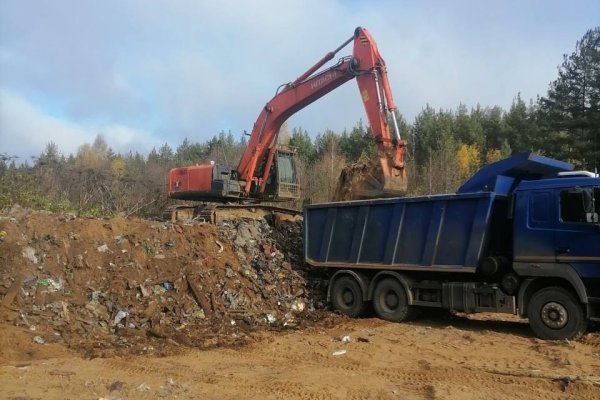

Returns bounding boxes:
[0,206,327,358]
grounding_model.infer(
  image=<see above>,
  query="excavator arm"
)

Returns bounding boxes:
[237,26,407,198]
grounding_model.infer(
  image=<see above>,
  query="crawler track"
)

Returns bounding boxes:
[164,203,302,223]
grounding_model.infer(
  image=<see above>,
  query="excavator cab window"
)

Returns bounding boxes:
[276,150,300,200]
[277,152,296,184]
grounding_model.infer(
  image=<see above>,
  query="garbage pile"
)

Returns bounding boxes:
[0,206,329,358]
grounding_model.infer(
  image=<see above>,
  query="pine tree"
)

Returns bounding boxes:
[539,27,600,169]
[289,127,316,165]
[339,120,377,162]
[454,104,484,149]
[504,94,541,153]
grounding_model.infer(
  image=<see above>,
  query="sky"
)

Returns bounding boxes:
[0,0,598,162]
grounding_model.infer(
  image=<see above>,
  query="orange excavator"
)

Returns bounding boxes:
[167,27,407,221]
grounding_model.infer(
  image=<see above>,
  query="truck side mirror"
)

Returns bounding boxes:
[593,187,600,228]
[588,212,600,232]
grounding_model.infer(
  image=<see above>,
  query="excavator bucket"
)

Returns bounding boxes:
[332,151,407,201]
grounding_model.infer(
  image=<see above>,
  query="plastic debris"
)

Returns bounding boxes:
[36,277,64,292]
[48,278,64,292]
[37,278,50,286]
[340,335,351,343]
[137,383,151,392]
[139,284,150,297]
[332,349,347,356]
[114,310,129,324]
[291,300,305,313]
[33,336,45,344]
[265,314,277,324]
[153,285,167,295]
[22,247,38,264]
[418,326,432,336]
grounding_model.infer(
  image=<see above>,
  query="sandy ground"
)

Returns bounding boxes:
[2,314,600,400]
[2,209,599,399]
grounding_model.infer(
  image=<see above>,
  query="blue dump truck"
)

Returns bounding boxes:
[304,152,600,339]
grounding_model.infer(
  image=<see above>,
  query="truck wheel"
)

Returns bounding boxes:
[372,278,417,322]
[527,287,587,340]
[330,276,366,317]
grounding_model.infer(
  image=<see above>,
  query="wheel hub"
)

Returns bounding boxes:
[385,291,399,309]
[541,302,568,329]
[342,289,354,305]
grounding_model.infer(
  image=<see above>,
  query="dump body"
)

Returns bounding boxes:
[304,192,508,273]
[304,152,600,340]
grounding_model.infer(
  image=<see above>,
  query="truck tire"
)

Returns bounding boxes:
[527,286,587,340]
[372,278,417,322]
[330,276,366,317]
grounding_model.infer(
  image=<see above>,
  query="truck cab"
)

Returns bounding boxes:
[512,175,600,336]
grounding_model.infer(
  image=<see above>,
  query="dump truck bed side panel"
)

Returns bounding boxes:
[304,192,502,272]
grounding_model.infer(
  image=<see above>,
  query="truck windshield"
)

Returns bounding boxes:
[560,187,599,223]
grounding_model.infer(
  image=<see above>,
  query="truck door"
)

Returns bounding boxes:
[513,190,557,262]
[554,186,600,268]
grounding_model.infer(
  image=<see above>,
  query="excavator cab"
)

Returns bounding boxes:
[259,146,300,201]
[168,148,300,203]
[275,148,300,200]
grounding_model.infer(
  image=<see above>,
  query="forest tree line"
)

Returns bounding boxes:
[1,27,598,216]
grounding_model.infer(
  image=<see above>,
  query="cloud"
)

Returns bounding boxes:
[1,0,598,159]
[0,90,90,160]
[0,90,160,161]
